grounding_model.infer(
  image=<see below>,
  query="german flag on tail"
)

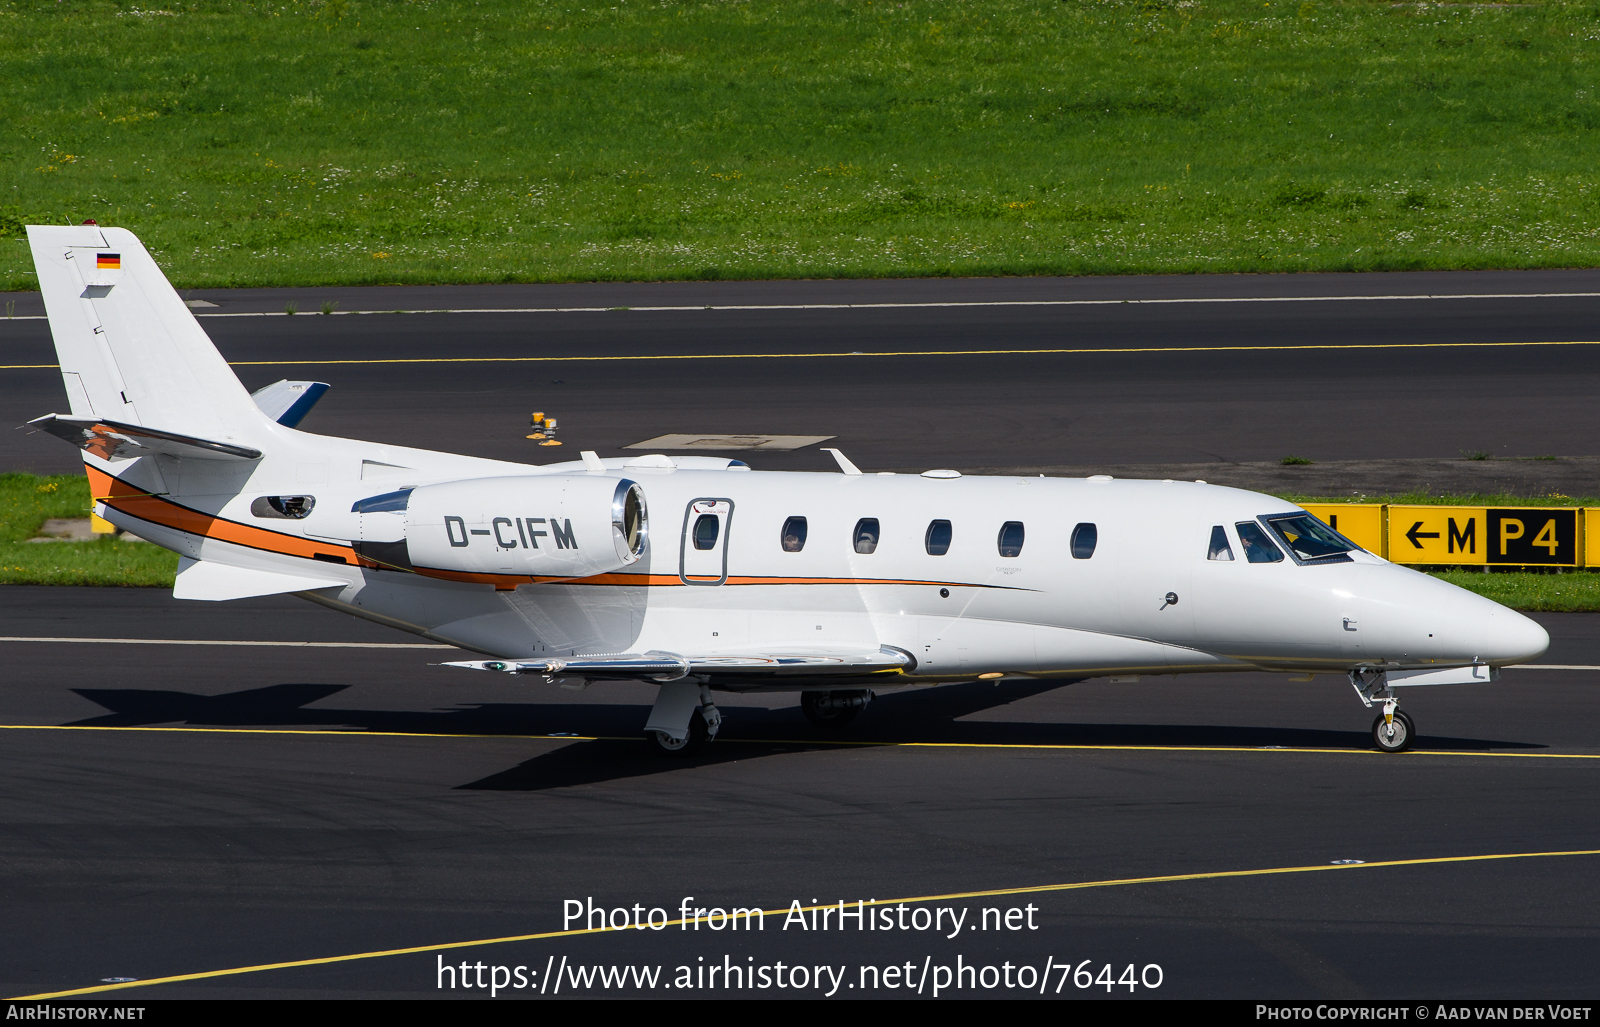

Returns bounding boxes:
[96,253,120,270]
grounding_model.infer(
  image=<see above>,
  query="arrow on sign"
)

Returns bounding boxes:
[1406,521,1441,548]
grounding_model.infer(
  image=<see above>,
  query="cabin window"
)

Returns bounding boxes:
[1070,522,1098,559]
[997,521,1025,558]
[692,514,720,551]
[1235,521,1285,563]
[1264,513,1357,563]
[1207,525,1235,561]
[853,518,880,555]
[250,495,315,519]
[925,519,953,556]
[781,516,808,553]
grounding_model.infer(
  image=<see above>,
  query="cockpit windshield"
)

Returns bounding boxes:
[1263,513,1357,563]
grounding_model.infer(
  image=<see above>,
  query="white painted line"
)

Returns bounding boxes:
[0,636,454,649]
[188,291,1600,316]
[1507,664,1600,671]
[8,290,1596,322]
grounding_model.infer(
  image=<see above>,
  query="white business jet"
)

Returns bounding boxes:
[24,224,1548,755]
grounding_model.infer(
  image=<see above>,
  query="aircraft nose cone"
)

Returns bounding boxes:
[1483,608,1549,665]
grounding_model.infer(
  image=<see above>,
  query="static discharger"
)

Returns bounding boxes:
[527,412,562,446]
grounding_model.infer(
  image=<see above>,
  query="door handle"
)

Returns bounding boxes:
[1161,592,1179,609]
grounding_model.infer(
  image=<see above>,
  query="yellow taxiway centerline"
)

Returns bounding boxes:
[1,722,1597,758]
[14,847,1600,1000]
[4,338,1600,371]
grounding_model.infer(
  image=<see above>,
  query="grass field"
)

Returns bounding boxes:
[3,0,1599,288]
[0,473,178,586]
[0,472,1594,611]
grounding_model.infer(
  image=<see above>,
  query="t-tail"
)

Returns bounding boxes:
[24,223,531,604]
[27,223,287,463]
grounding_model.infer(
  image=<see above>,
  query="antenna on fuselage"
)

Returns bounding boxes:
[821,448,863,476]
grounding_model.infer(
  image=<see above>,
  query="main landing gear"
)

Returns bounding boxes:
[800,689,873,730]
[648,706,715,757]
[645,680,722,758]
[1349,668,1416,753]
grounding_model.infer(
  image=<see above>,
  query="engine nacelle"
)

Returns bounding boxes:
[405,475,647,581]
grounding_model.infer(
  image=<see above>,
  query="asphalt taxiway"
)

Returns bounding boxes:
[3,268,1600,476]
[1,585,1597,1000]
[1,272,1598,1000]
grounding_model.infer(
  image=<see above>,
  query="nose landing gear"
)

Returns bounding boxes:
[1371,700,1415,754]
[1350,668,1416,753]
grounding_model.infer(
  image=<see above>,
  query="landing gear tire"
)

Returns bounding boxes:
[1371,709,1415,753]
[801,690,868,730]
[648,707,710,758]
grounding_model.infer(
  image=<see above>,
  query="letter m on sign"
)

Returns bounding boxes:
[1448,517,1475,554]
[551,518,578,549]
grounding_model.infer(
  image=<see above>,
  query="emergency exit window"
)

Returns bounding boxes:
[692,514,720,551]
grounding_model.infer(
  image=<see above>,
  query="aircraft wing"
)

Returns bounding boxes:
[444,645,915,683]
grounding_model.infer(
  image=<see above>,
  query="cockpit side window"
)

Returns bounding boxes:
[1264,513,1357,564]
[781,516,807,553]
[1235,521,1284,563]
[853,518,880,555]
[1207,525,1235,561]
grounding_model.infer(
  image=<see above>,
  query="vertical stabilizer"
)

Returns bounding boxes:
[27,224,271,449]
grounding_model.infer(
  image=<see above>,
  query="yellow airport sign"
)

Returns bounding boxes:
[1386,506,1577,567]
[1300,504,1384,557]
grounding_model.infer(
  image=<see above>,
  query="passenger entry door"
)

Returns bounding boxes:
[680,498,733,585]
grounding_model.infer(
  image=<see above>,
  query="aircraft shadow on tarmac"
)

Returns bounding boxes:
[66,679,1545,791]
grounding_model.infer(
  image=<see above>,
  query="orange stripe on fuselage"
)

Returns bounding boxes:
[408,566,1018,591]
[86,465,359,565]
[87,467,1028,591]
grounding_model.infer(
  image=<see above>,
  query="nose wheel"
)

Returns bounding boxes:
[1351,669,1418,754]
[1371,707,1415,753]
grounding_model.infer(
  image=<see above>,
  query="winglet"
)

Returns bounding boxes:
[821,448,863,475]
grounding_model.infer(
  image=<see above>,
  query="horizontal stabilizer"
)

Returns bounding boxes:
[445,645,915,681]
[28,414,262,461]
[173,557,346,601]
[249,380,330,429]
